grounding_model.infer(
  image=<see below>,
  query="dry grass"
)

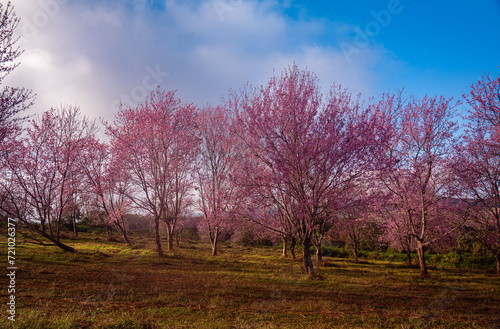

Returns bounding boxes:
[1,232,499,328]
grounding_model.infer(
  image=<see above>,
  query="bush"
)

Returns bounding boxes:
[178,227,200,241]
[427,252,495,270]
[306,245,496,271]
[320,246,351,258]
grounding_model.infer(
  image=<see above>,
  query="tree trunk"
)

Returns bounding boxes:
[119,217,132,247]
[416,241,428,276]
[211,237,218,256]
[290,236,296,259]
[302,236,315,276]
[72,216,78,237]
[406,250,412,266]
[210,226,219,256]
[121,226,132,247]
[353,240,359,262]
[176,229,182,246]
[166,223,174,251]
[282,236,287,257]
[496,252,500,276]
[54,240,76,252]
[114,221,132,247]
[316,240,323,262]
[154,217,163,257]
[42,230,76,252]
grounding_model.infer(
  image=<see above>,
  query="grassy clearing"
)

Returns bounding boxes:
[1,232,499,328]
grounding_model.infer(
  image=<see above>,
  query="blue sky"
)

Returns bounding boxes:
[6,0,500,122]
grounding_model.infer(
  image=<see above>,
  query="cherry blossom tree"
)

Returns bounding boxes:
[237,178,299,258]
[465,72,500,130]
[81,138,133,246]
[0,106,97,252]
[195,105,242,256]
[231,65,378,276]
[375,92,460,276]
[336,181,386,262]
[451,73,500,274]
[381,201,415,265]
[107,88,198,256]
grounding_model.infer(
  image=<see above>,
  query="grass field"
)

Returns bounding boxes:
[1,232,499,328]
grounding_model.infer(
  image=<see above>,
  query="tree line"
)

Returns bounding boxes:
[1,2,499,277]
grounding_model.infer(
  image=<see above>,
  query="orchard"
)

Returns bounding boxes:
[2,63,500,277]
[1,2,499,279]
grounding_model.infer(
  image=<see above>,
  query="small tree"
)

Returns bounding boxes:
[337,184,386,262]
[0,106,97,252]
[81,138,133,246]
[452,73,500,274]
[195,105,242,256]
[375,92,460,276]
[107,88,198,256]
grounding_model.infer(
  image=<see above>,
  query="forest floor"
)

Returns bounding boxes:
[1,231,499,328]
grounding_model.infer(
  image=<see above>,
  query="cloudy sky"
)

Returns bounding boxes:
[5,0,500,124]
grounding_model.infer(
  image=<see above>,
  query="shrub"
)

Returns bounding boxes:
[321,246,351,258]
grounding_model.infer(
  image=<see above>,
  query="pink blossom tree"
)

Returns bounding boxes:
[336,181,387,262]
[0,106,97,252]
[237,177,299,258]
[195,105,242,256]
[375,92,460,276]
[231,65,378,276]
[465,72,500,129]
[107,88,198,256]
[451,73,500,274]
[81,138,133,246]
[381,201,415,265]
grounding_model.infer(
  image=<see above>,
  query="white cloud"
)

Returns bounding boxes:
[4,0,400,126]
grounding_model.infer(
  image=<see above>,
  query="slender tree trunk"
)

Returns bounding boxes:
[210,226,219,256]
[154,217,163,257]
[122,223,132,246]
[496,252,500,276]
[72,216,78,237]
[176,229,182,246]
[353,240,359,262]
[41,230,76,252]
[56,216,61,242]
[406,250,412,266]
[316,240,323,262]
[290,236,296,259]
[282,236,287,257]
[25,223,76,252]
[416,240,427,276]
[211,236,218,256]
[121,225,133,247]
[114,221,132,247]
[167,225,174,251]
[119,216,132,247]
[302,236,315,276]
[54,240,76,252]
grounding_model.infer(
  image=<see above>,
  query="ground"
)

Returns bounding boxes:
[1,232,499,328]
